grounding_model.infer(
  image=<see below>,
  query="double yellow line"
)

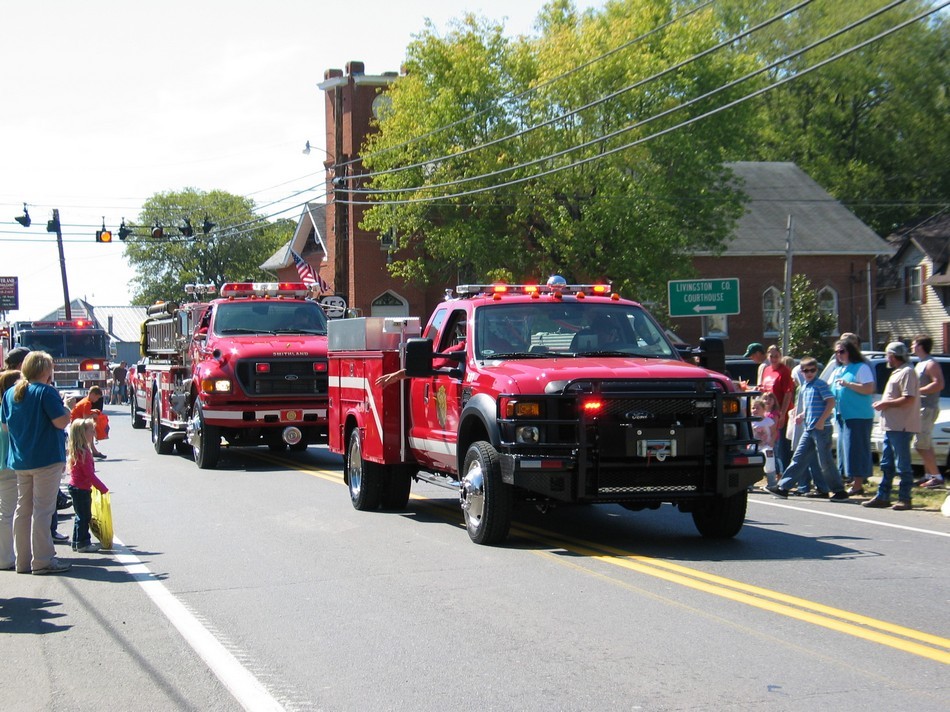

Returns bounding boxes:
[262,452,950,665]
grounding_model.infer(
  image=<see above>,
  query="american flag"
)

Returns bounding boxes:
[290,249,329,292]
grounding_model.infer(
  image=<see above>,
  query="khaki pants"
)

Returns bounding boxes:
[0,467,16,569]
[13,463,63,572]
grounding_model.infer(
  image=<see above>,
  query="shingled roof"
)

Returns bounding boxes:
[713,162,889,257]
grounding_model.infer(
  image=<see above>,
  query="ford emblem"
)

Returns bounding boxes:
[625,410,652,421]
[284,374,299,381]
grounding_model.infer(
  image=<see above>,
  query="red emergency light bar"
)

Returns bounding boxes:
[220,282,312,298]
[31,320,94,328]
[455,282,613,298]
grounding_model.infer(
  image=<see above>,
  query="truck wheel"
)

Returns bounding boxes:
[691,491,747,539]
[190,401,221,470]
[380,468,412,510]
[131,397,146,429]
[288,441,309,452]
[151,398,173,455]
[347,429,381,510]
[461,442,512,545]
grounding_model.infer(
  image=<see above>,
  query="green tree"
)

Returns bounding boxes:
[788,274,837,362]
[124,188,291,305]
[720,0,950,234]
[361,0,758,305]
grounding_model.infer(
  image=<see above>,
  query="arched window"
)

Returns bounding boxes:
[762,287,782,336]
[817,286,839,335]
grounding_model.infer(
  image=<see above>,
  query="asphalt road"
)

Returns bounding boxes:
[2,403,948,711]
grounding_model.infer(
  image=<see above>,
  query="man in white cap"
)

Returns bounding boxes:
[864,341,920,511]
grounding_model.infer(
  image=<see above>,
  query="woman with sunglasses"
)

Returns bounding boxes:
[830,338,875,495]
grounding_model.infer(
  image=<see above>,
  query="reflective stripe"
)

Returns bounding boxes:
[201,409,327,421]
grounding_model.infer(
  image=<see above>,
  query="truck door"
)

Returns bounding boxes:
[408,309,466,474]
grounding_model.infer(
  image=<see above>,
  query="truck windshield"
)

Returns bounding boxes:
[212,301,328,336]
[474,303,675,359]
[18,331,108,358]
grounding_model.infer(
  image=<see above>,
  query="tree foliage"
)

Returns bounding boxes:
[361,1,755,304]
[124,188,291,306]
[788,274,837,362]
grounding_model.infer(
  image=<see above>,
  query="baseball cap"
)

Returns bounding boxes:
[885,341,909,360]
[3,347,30,369]
[743,342,765,357]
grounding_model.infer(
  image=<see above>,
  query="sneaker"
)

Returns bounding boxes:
[76,543,101,553]
[805,491,830,499]
[765,485,789,499]
[830,491,850,501]
[919,476,945,489]
[891,500,912,511]
[32,558,71,575]
[93,452,106,459]
[862,496,891,509]
[52,531,69,542]
[846,485,865,496]
[56,490,72,510]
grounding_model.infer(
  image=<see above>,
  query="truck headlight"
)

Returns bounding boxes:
[201,378,232,393]
[515,425,540,444]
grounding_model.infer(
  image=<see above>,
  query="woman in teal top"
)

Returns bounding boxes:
[830,339,876,495]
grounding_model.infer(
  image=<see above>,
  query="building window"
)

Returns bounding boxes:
[762,287,782,336]
[817,286,839,336]
[905,266,923,303]
[703,314,728,337]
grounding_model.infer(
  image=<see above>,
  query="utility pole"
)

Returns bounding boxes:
[782,214,793,355]
[48,209,72,319]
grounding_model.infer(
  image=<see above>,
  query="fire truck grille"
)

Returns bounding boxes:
[235,359,329,397]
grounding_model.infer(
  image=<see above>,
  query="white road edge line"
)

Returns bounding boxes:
[111,536,286,712]
[749,498,950,537]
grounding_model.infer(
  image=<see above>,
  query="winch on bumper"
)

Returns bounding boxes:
[496,379,763,504]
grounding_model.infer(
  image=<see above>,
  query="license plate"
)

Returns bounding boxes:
[80,371,103,381]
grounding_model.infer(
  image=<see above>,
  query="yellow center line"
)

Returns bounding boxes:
[258,453,950,665]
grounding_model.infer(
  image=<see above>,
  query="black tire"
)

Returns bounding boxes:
[691,491,747,539]
[131,396,146,429]
[461,441,512,545]
[190,401,221,470]
[288,440,309,452]
[380,467,412,510]
[151,398,173,455]
[347,428,381,511]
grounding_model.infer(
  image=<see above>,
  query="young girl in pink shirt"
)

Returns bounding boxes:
[66,418,109,553]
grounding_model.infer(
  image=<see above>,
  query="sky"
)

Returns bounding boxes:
[0,0,605,322]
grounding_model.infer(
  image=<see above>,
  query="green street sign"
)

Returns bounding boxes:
[668,278,740,317]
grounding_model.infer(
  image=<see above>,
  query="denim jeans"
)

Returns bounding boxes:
[778,426,844,493]
[68,485,93,548]
[877,430,914,502]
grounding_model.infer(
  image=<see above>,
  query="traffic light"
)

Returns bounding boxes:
[14,204,30,227]
[179,218,194,237]
[118,220,131,240]
[96,218,112,243]
[152,225,164,239]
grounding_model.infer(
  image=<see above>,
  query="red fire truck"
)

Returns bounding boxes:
[10,318,112,392]
[132,282,330,469]
[328,279,763,545]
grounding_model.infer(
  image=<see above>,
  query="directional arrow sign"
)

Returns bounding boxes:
[668,278,740,317]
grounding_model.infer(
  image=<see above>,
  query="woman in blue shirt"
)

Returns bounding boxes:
[830,339,876,496]
[0,351,72,575]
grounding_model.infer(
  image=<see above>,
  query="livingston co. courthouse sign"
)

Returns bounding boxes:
[667,278,740,317]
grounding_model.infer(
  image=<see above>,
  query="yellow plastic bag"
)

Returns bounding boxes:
[90,489,113,550]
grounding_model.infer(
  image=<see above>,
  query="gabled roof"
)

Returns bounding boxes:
[38,301,147,344]
[884,212,950,286]
[261,202,327,272]
[711,162,889,257]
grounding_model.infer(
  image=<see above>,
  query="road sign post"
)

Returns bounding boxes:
[668,278,740,317]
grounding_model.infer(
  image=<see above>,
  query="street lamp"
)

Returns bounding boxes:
[302,140,332,158]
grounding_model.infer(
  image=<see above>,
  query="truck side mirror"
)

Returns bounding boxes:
[405,338,436,377]
[698,337,725,375]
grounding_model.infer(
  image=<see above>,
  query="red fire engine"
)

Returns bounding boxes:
[10,318,112,392]
[328,279,763,545]
[132,282,330,469]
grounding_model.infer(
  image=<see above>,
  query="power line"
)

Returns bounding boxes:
[339,0,941,206]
